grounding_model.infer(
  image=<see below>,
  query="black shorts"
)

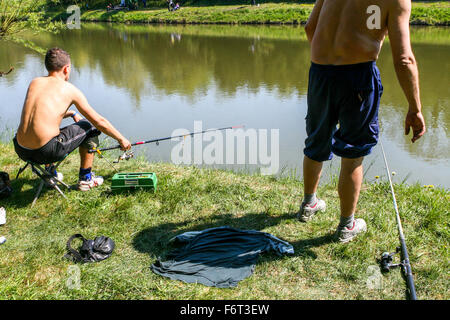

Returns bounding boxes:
[13,120,101,165]
[304,61,383,161]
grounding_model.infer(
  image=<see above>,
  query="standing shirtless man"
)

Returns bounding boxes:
[14,48,131,191]
[297,0,426,242]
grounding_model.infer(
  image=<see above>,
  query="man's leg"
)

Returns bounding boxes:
[338,157,363,218]
[79,146,94,170]
[299,63,335,222]
[334,156,367,242]
[56,119,103,190]
[77,133,104,191]
[330,63,383,241]
[303,155,323,195]
[298,155,327,222]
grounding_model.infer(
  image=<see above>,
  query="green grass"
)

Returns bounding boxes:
[0,141,448,299]
[46,2,450,26]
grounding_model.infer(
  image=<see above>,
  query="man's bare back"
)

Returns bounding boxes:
[17,77,78,149]
[307,0,390,65]
[17,66,130,152]
[305,0,425,143]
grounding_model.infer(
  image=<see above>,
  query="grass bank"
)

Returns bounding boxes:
[47,2,450,26]
[0,142,448,299]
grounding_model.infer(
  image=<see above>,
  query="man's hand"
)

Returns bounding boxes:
[119,138,132,151]
[72,112,83,123]
[405,111,425,143]
[64,110,82,122]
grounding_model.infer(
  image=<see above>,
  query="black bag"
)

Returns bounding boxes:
[0,172,12,199]
[65,234,115,263]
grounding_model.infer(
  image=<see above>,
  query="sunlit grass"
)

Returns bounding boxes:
[0,142,448,299]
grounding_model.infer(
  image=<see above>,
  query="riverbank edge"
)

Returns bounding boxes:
[46,3,450,26]
[0,139,447,197]
[0,139,449,299]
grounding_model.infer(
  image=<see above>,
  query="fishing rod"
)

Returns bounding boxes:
[88,125,245,155]
[379,140,417,300]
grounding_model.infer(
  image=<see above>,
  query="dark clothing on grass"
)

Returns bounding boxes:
[151,226,294,288]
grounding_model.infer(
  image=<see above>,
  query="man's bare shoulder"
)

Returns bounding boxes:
[359,0,409,13]
[386,0,411,13]
[29,76,70,89]
[28,76,47,88]
[63,81,83,99]
[62,79,79,92]
[28,77,82,104]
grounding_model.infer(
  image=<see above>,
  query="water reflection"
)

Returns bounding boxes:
[0,24,448,187]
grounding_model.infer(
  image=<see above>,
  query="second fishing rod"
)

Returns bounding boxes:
[88,125,244,154]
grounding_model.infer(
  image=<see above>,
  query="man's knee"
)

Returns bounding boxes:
[80,135,99,151]
[341,157,364,173]
[304,154,323,165]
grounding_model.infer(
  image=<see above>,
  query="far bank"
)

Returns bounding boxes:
[47,2,450,26]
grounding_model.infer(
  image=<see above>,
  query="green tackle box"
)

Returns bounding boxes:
[111,172,157,192]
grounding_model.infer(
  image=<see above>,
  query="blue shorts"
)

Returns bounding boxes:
[304,61,383,161]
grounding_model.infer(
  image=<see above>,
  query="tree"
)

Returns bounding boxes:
[0,0,62,54]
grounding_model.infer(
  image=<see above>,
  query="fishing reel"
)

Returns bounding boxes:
[380,247,403,273]
[113,151,135,163]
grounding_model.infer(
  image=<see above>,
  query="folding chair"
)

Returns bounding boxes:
[16,159,71,208]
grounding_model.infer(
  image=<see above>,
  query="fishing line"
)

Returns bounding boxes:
[95,149,119,174]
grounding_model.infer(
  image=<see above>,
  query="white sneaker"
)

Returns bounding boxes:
[44,166,64,187]
[334,218,367,243]
[0,207,6,225]
[297,199,326,222]
[54,172,64,181]
[77,174,104,191]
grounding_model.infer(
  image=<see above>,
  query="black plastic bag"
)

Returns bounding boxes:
[65,234,115,263]
[0,172,12,199]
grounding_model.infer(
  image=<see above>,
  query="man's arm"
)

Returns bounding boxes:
[388,0,425,143]
[64,110,83,122]
[63,110,76,119]
[63,110,83,122]
[70,85,131,150]
[305,0,324,43]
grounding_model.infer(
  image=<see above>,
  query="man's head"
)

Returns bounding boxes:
[45,48,71,81]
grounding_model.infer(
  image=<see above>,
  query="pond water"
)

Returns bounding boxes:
[0,24,448,188]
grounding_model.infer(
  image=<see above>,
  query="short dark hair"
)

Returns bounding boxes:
[45,48,71,72]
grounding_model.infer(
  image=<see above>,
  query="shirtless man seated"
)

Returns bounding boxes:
[14,48,131,191]
[297,0,426,242]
